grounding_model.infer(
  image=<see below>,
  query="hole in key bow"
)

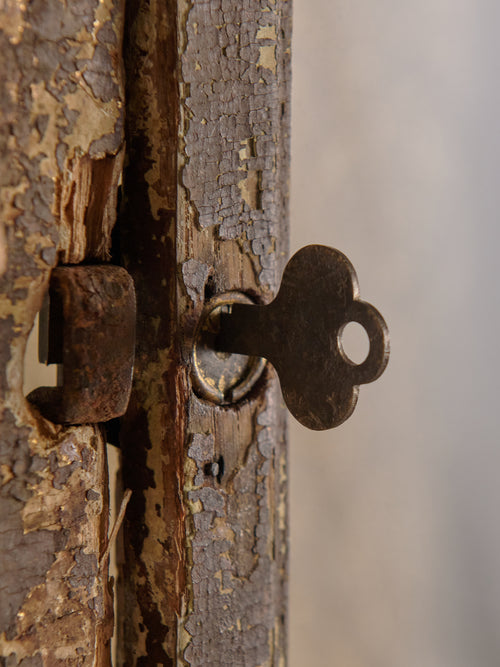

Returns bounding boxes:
[338,321,370,365]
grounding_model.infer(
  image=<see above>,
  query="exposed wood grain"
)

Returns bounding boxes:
[0,0,125,662]
[119,0,291,663]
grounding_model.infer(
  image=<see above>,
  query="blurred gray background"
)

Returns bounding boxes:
[289,1,500,665]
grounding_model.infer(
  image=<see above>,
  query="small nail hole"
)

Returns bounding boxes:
[216,456,224,483]
[338,321,370,365]
[203,455,224,482]
[203,462,218,477]
[204,275,216,301]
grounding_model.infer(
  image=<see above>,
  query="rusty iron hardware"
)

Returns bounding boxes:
[27,265,136,424]
[214,245,390,430]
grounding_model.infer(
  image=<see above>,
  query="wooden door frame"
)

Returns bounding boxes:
[0,1,291,663]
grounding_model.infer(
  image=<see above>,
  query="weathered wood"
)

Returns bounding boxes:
[0,0,125,662]
[119,0,291,663]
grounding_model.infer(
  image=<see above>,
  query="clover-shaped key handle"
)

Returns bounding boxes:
[216,245,390,430]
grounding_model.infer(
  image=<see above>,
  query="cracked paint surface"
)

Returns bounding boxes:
[0,0,125,662]
[182,0,291,291]
[179,2,291,664]
[182,398,288,666]
[118,0,291,663]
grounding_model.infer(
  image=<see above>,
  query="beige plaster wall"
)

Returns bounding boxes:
[290,2,500,665]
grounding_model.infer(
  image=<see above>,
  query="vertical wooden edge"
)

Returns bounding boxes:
[119,0,185,661]
[177,0,292,664]
[120,0,291,664]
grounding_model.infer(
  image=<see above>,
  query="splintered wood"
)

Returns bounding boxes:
[0,0,125,663]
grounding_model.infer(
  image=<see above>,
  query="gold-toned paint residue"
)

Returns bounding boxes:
[1,177,29,233]
[257,45,276,73]
[0,424,109,660]
[256,25,277,40]
[278,450,287,532]
[212,517,235,543]
[177,611,193,656]
[238,170,261,210]
[132,348,183,641]
[28,82,62,178]
[213,570,234,595]
[24,231,56,270]
[0,222,7,277]
[275,616,286,667]
[22,428,97,534]
[0,0,27,44]
[64,87,120,156]
[75,26,95,60]
[187,498,203,514]
[0,463,13,486]
[93,0,115,41]
[239,145,248,161]
[142,77,172,218]
[0,295,21,323]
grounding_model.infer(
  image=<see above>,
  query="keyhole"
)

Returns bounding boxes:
[339,321,370,365]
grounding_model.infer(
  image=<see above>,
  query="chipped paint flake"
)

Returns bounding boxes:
[257,45,277,73]
[0,0,124,660]
[0,0,26,44]
[182,259,210,305]
[256,25,277,40]
[64,88,120,156]
[118,0,291,663]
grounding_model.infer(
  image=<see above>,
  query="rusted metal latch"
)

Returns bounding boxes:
[193,245,390,430]
[28,265,136,424]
